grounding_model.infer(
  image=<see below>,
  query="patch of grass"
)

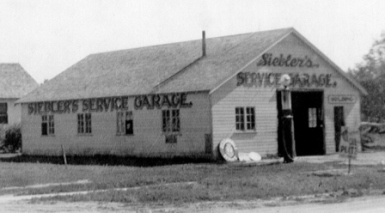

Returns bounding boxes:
[2,156,385,204]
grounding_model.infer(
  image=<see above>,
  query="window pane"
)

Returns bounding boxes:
[246,107,255,130]
[117,112,123,134]
[162,110,171,132]
[125,119,133,135]
[0,103,7,124]
[48,115,54,134]
[172,110,180,132]
[162,110,167,132]
[126,111,133,120]
[124,111,133,135]
[78,114,84,134]
[42,115,48,135]
[85,113,92,133]
[0,114,8,124]
[308,108,317,128]
[235,107,245,130]
[42,123,48,135]
[0,103,7,113]
[251,108,255,129]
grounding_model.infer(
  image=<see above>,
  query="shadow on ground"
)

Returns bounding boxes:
[0,154,219,167]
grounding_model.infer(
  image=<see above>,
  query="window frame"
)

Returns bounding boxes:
[42,114,55,136]
[77,113,92,135]
[235,107,245,131]
[246,107,256,130]
[308,108,317,128]
[162,109,180,133]
[117,111,134,136]
[235,107,256,132]
[0,103,8,124]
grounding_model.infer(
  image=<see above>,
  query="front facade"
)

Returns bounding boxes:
[210,33,363,157]
[19,28,366,159]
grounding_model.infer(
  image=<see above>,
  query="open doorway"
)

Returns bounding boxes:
[291,91,325,156]
[334,106,345,152]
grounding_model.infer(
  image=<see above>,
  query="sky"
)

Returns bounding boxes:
[0,0,384,83]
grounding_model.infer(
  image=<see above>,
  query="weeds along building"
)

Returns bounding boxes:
[0,63,38,127]
[17,28,367,158]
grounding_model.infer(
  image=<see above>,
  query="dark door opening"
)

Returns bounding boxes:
[291,91,325,156]
[334,106,345,152]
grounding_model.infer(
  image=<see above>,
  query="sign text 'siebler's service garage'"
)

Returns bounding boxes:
[27,93,193,115]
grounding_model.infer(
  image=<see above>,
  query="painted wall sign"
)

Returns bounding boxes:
[27,93,193,115]
[257,53,319,68]
[328,95,356,104]
[236,72,337,88]
[134,93,192,110]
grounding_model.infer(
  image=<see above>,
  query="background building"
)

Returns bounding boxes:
[0,63,38,127]
[18,28,366,159]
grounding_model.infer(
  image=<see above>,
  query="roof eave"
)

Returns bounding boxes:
[289,29,368,96]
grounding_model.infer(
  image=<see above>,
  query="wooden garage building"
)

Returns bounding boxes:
[17,28,367,159]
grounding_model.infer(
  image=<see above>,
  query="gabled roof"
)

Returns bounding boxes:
[17,27,366,103]
[0,63,38,99]
[18,28,292,103]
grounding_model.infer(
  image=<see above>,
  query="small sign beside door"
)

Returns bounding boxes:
[328,95,356,104]
[339,127,359,159]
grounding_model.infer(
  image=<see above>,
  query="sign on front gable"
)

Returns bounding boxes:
[257,53,320,68]
[236,72,337,88]
[236,52,338,88]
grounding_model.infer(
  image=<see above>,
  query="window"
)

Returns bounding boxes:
[162,109,180,143]
[78,113,92,134]
[162,109,180,133]
[42,115,54,136]
[0,103,7,124]
[235,107,245,130]
[171,110,180,132]
[117,111,133,135]
[308,108,317,128]
[235,107,256,131]
[246,107,256,130]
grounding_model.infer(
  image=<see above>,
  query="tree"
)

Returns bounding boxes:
[349,32,385,122]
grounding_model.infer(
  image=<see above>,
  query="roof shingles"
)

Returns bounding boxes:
[18,28,294,103]
[0,64,38,99]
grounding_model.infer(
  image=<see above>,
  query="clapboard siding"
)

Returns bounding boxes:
[22,92,212,157]
[211,33,362,157]
[211,80,278,156]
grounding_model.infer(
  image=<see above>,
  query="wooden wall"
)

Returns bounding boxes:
[21,92,212,157]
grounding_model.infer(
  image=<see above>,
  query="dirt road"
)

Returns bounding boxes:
[1,194,385,213]
[204,195,385,213]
